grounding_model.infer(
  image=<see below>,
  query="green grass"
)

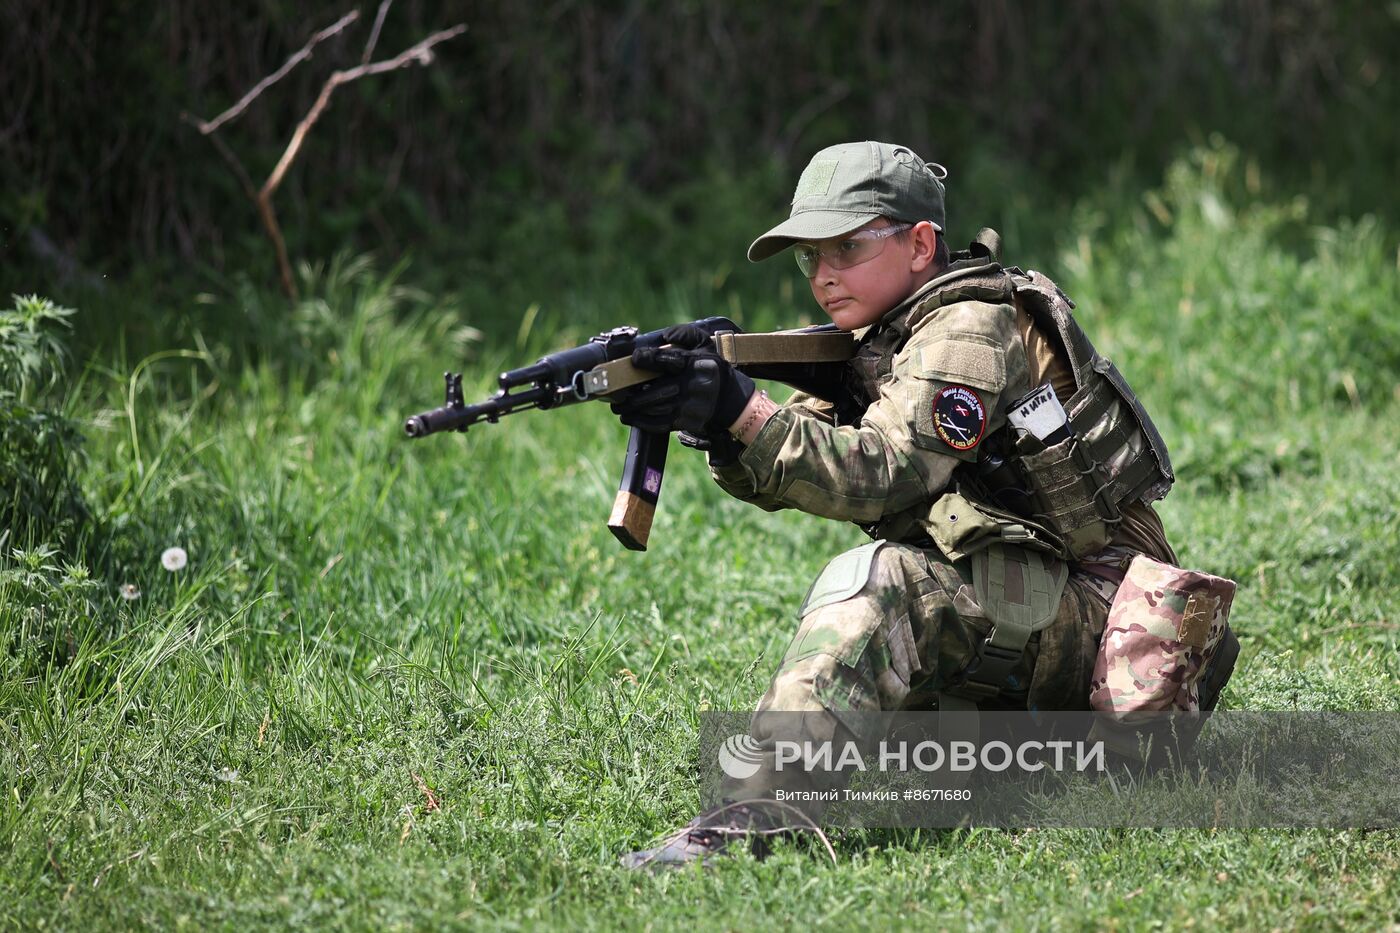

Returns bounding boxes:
[3,147,1399,930]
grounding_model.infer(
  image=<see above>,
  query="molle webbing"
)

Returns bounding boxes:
[1017,438,1114,541]
[1014,271,1174,505]
[1064,376,1155,503]
[1090,355,1174,502]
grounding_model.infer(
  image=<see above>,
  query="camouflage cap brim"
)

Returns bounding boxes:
[745,209,882,262]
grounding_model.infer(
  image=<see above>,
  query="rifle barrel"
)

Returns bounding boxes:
[403,384,558,437]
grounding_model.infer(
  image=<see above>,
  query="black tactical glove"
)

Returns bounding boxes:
[609,324,756,436]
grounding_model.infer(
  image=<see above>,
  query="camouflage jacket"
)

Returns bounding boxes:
[711,245,1030,545]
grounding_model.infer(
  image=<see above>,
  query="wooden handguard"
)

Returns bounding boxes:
[579,329,857,401]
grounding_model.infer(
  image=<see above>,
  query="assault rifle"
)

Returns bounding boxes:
[404,316,856,550]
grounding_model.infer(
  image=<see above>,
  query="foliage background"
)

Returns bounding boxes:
[2,1,1399,929]
[3,0,1399,291]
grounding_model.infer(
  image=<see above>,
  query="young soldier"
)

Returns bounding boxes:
[613,141,1191,869]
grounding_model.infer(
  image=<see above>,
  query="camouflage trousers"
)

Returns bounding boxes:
[721,540,1113,803]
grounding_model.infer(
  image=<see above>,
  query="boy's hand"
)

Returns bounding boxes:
[610,325,755,435]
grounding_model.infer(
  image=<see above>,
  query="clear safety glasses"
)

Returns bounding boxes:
[793,223,913,278]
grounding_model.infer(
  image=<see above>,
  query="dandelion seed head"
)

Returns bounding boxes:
[120,583,141,601]
[161,546,188,572]
[214,767,239,783]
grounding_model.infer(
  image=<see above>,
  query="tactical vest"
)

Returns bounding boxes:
[850,234,1174,561]
[991,268,1175,557]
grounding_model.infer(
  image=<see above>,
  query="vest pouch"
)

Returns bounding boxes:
[1011,271,1175,507]
[921,491,1058,562]
[1015,433,1116,559]
[1090,355,1174,502]
[1089,555,1238,713]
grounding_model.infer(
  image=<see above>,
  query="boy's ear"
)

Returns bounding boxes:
[909,221,938,273]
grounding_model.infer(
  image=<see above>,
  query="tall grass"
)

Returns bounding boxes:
[2,147,1398,929]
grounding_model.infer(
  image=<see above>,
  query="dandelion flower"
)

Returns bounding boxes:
[119,583,141,601]
[161,546,188,572]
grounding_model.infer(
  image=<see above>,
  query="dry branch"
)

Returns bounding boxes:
[184,10,465,299]
[361,0,392,64]
[263,23,467,201]
[195,11,361,135]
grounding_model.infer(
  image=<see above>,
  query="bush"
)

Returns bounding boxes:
[0,543,102,677]
[0,295,89,545]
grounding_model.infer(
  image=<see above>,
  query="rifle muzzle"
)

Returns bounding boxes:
[404,405,465,437]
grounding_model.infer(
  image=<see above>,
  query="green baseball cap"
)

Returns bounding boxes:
[748,140,947,262]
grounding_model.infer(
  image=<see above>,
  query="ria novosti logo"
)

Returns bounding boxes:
[717,733,764,779]
[717,733,1107,777]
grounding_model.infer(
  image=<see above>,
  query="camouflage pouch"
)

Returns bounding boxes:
[1088,555,1237,713]
[1014,434,1117,558]
[921,491,1061,562]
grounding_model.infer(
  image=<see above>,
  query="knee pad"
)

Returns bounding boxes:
[797,540,888,619]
